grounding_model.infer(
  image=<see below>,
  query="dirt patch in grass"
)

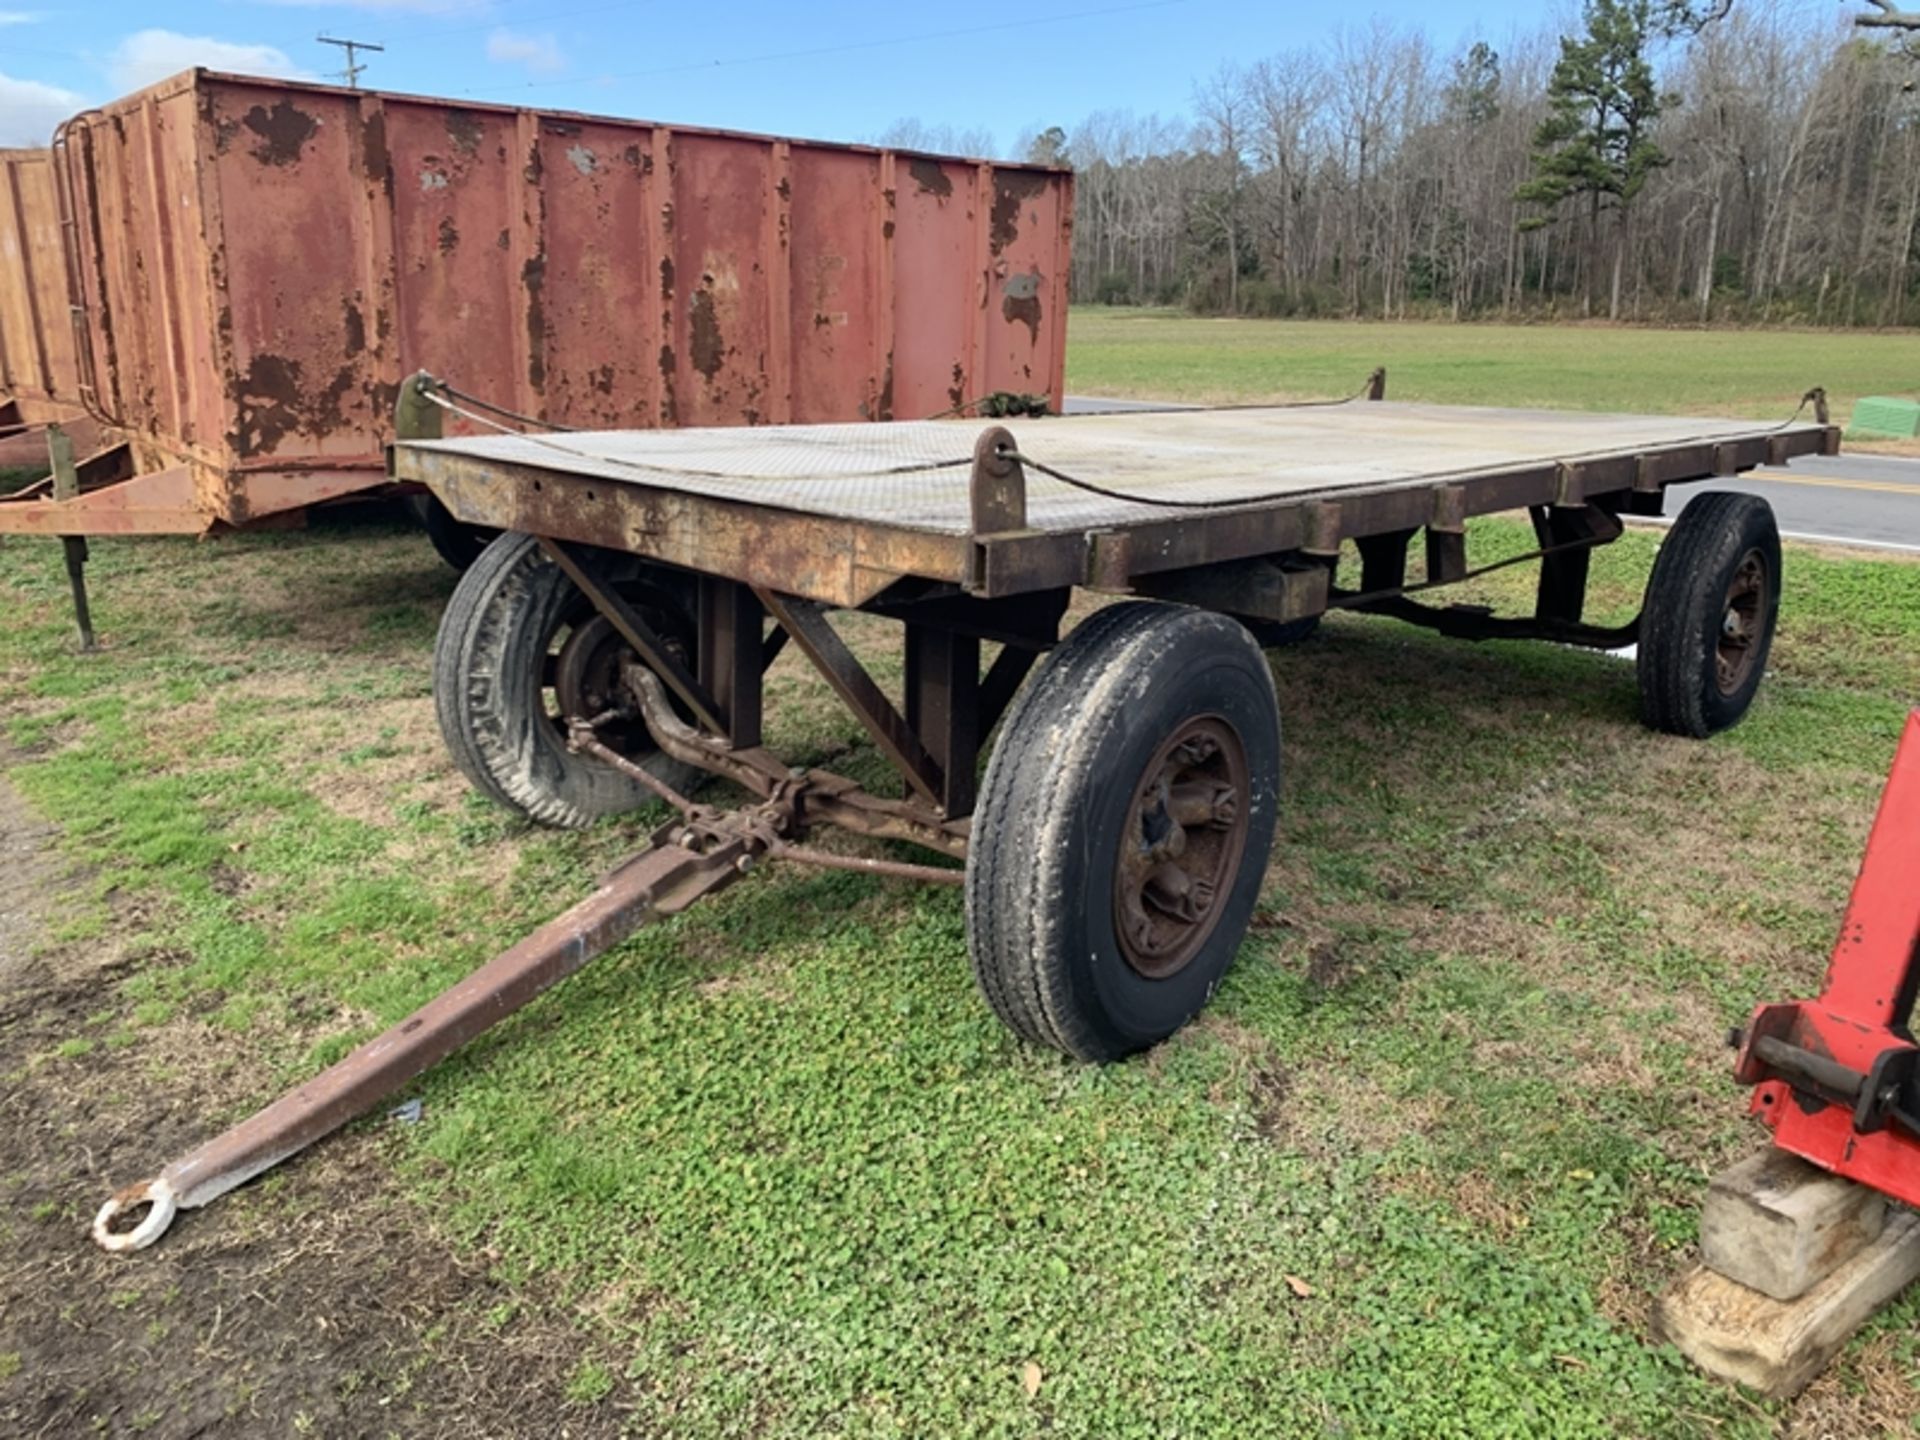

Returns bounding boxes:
[0,886,629,1437]
[0,773,57,993]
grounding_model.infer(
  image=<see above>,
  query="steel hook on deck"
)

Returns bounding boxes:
[93,1177,179,1253]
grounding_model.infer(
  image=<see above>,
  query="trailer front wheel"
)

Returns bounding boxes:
[433,532,703,828]
[966,603,1280,1062]
[1637,492,1781,738]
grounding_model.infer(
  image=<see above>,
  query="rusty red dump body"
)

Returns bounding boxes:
[0,69,1071,534]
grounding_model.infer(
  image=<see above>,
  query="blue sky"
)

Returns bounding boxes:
[0,0,1568,149]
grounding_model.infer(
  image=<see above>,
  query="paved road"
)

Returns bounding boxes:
[1662,453,1920,555]
[1062,397,1920,553]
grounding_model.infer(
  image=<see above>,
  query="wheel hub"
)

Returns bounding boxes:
[547,600,691,759]
[1113,716,1251,980]
[1715,549,1768,696]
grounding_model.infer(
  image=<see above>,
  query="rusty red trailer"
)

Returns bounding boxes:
[0,68,1070,538]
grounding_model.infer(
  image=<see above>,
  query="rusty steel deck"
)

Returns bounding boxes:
[394,400,1838,605]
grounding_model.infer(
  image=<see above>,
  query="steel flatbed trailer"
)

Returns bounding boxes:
[93,375,1839,1250]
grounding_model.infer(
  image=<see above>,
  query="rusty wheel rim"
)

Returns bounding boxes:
[1113,716,1251,980]
[1715,549,1768,696]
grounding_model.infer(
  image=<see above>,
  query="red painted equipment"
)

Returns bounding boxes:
[1736,711,1920,1207]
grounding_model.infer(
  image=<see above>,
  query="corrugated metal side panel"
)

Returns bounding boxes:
[67,84,228,470]
[209,79,388,463]
[0,148,78,403]
[70,71,1071,487]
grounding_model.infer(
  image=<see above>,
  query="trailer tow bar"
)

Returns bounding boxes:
[93,809,756,1250]
[92,673,962,1252]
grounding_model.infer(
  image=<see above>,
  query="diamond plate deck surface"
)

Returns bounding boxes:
[404,402,1812,536]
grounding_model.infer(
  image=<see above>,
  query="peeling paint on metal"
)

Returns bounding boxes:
[420,169,449,192]
[566,144,597,176]
[907,157,952,198]
[523,255,548,391]
[357,107,393,201]
[445,109,484,156]
[990,170,1050,256]
[658,345,678,424]
[342,299,366,357]
[689,286,725,381]
[1002,269,1043,343]
[241,99,317,168]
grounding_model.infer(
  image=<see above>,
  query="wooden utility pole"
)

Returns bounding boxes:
[317,35,384,90]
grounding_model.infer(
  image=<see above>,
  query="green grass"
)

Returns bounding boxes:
[3,394,1919,1433]
[1067,308,1917,428]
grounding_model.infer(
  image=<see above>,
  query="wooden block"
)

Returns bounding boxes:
[1701,1150,1886,1301]
[1655,1210,1920,1399]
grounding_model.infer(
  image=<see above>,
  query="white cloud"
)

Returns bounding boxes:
[0,13,42,26]
[0,71,83,145]
[107,30,311,93]
[486,27,563,76]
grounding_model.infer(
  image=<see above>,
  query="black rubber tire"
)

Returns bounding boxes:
[411,493,499,573]
[1242,614,1322,648]
[433,531,703,827]
[965,602,1281,1062]
[1637,491,1781,738]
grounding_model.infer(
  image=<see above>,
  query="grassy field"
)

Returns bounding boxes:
[1067,309,1920,440]
[3,318,1920,1436]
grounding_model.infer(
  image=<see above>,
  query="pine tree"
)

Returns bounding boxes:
[1516,0,1672,318]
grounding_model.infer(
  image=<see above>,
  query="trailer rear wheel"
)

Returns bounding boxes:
[409,494,499,572]
[434,532,702,827]
[966,602,1280,1061]
[1637,492,1781,738]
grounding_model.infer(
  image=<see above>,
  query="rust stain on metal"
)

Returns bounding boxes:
[990,170,1049,255]
[357,106,392,200]
[907,157,951,198]
[689,285,725,382]
[445,108,484,156]
[659,256,674,300]
[948,362,965,412]
[342,299,366,357]
[523,254,547,391]
[437,215,459,255]
[241,99,317,168]
[658,345,678,423]
[1001,270,1043,344]
[227,353,305,457]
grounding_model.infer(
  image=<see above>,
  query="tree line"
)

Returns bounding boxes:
[1003,1,1920,326]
